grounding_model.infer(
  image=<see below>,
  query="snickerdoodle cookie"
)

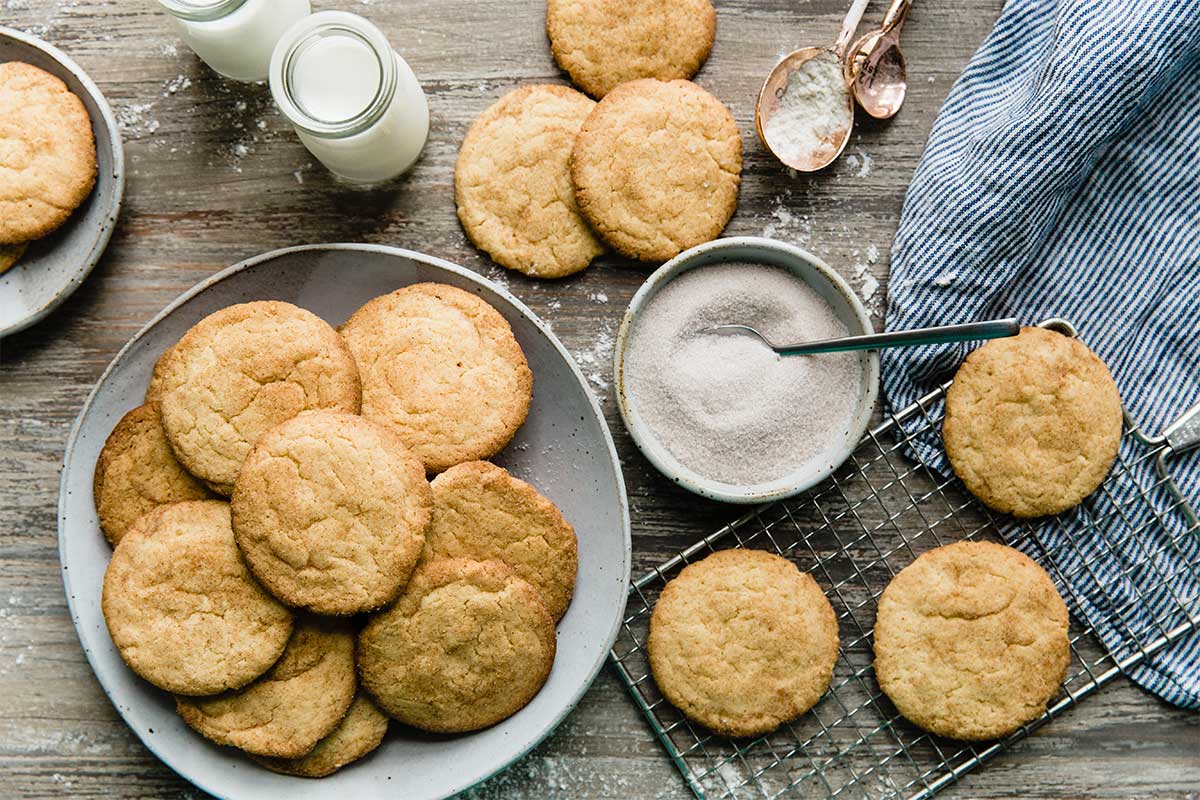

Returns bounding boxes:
[0,242,27,274]
[943,326,1122,518]
[101,500,293,696]
[427,461,576,621]
[873,541,1069,740]
[254,693,388,778]
[546,0,717,98]
[177,618,356,758]
[157,301,361,495]
[339,283,532,472]
[0,62,97,244]
[456,84,603,279]
[93,402,212,546]
[143,342,177,404]
[648,549,839,737]
[571,79,741,261]
[357,558,556,733]
[232,411,432,616]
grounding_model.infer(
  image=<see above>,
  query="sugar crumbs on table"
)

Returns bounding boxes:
[623,263,862,486]
[763,52,853,167]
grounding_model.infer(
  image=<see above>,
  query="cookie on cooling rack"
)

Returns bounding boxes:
[177,618,357,759]
[647,548,839,737]
[873,541,1070,741]
[942,326,1123,518]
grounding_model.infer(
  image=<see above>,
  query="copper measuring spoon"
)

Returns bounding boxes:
[845,0,913,119]
[755,0,870,172]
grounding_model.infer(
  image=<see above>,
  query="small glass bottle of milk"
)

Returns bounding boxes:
[158,0,312,82]
[269,12,430,185]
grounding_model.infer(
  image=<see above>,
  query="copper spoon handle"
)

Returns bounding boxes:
[881,0,912,34]
[834,0,872,57]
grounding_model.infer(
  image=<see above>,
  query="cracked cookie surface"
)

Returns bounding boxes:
[546,0,716,98]
[943,326,1122,518]
[93,402,213,546]
[157,301,361,494]
[253,692,389,778]
[571,78,741,261]
[357,558,556,733]
[427,461,576,621]
[648,548,839,737]
[176,618,357,758]
[0,62,97,244]
[339,283,532,473]
[233,411,432,616]
[873,541,1069,741]
[456,84,603,279]
[101,500,293,696]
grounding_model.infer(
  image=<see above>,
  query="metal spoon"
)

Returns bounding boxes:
[704,318,1019,357]
[755,0,870,172]
[845,0,912,119]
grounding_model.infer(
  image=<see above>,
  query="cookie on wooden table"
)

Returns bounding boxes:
[357,558,556,733]
[873,541,1070,741]
[427,461,577,621]
[456,84,603,279]
[92,402,212,546]
[571,79,741,262]
[232,411,432,616]
[101,500,293,696]
[176,618,357,758]
[157,301,361,495]
[0,62,97,244]
[942,326,1123,518]
[0,242,27,274]
[546,0,717,98]
[253,693,389,778]
[648,548,839,737]
[339,283,532,473]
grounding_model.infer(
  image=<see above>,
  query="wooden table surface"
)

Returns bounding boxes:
[1,1,1197,798]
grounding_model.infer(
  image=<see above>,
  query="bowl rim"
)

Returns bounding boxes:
[58,243,632,800]
[0,25,126,338]
[613,236,881,504]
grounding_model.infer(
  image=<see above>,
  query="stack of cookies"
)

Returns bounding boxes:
[455,0,742,277]
[95,284,578,777]
[0,61,98,274]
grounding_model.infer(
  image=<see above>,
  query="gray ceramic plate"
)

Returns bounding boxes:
[58,244,631,800]
[0,27,124,337]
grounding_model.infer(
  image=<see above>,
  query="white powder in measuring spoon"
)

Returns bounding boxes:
[623,262,863,486]
[763,52,853,167]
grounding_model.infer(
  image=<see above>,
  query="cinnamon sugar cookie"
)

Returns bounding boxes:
[232,411,432,616]
[157,301,361,494]
[253,693,388,778]
[571,79,741,261]
[93,402,212,546]
[873,541,1070,740]
[0,242,27,274]
[101,500,293,696]
[648,548,838,737]
[339,283,532,472]
[177,618,357,758]
[357,558,556,733]
[546,0,717,98]
[456,84,603,279]
[0,62,98,244]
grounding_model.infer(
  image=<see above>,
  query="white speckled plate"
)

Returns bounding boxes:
[58,244,631,800]
[0,26,125,338]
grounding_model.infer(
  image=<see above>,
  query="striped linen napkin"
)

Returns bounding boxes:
[882,0,1200,707]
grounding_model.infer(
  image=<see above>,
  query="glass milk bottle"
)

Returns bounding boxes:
[269,12,430,185]
[158,0,311,82]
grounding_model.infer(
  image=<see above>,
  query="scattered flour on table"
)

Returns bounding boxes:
[623,263,862,486]
[762,52,852,167]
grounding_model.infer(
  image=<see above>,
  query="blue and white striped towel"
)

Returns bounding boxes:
[883,0,1200,707]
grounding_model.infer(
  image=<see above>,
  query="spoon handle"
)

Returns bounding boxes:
[882,0,912,31]
[834,0,872,57]
[777,318,1020,356]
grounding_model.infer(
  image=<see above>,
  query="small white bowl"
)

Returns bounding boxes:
[614,236,880,504]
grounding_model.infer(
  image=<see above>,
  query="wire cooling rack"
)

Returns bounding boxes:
[610,320,1200,800]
